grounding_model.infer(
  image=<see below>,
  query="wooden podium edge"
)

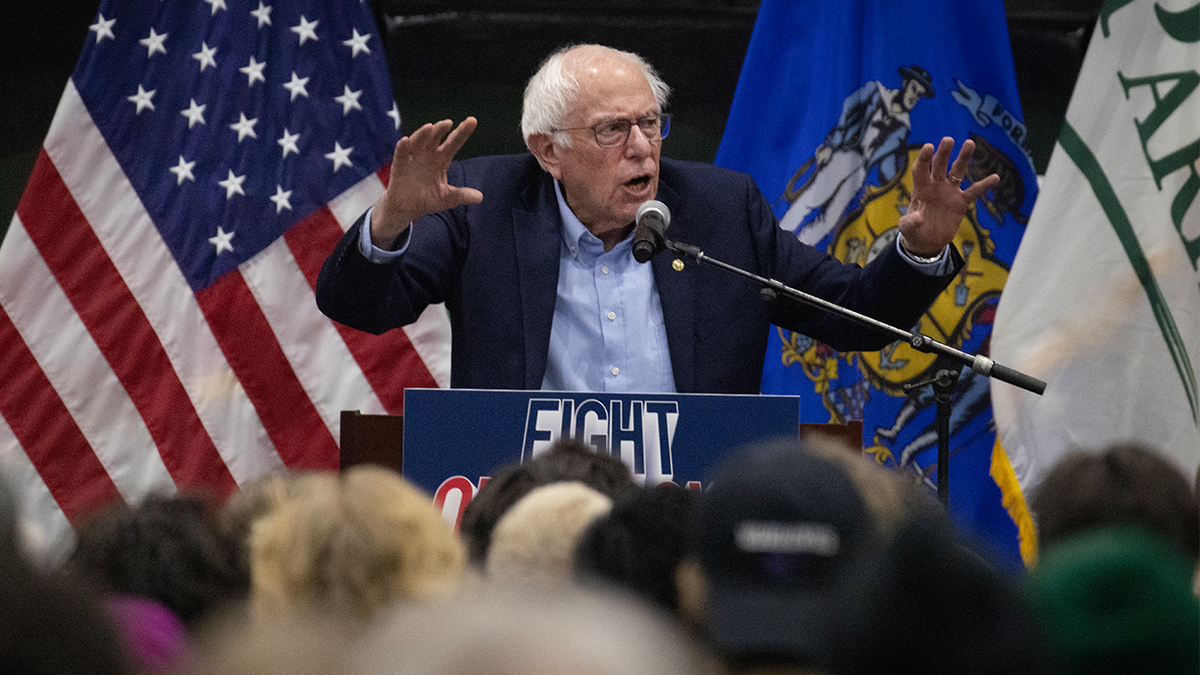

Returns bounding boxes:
[339,410,404,473]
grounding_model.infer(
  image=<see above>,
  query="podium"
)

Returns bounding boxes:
[341,389,862,527]
[339,392,863,478]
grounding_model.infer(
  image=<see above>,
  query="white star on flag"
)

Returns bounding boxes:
[192,42,218,71]
[240,56,267,86]
[127,84,156,113]
[292,16,319,45]
[334,86,363,115]
[251,2,273,28]
[325,142,354,172]
[181,99,206,128]
[343,28,371,57]
[230,113,259,142]
[278,129,301,157]
[270,185,294,213]
[283,71,310,101]
[139,28,168,57]
[208,226,235,254]
[218,170,246,199]
[89,14,116,42]
[204,0,227,16]
[168,156,196,185]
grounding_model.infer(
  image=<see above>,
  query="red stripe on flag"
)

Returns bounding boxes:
[195,271,340,470]
[0,304,122,527]
[285,207,437,415]
[17,152,238,496]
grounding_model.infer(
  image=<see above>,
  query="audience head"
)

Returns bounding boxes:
[248,465,464,623]
[180,612,352,675]
[65,492,249,630]
[485,481,612,583]
[1024,525,1200,675]
[679,437,880,670]
[460,438,637,566]
[1031,441,1199,563]
[0,553,133,675]
[829,511,1053,675]
[218,469,309,569]
[803,433,943,543]
[350,584,715,675]
[575,481,697,612]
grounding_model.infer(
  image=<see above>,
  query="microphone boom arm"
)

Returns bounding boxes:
[664,239,1045,395]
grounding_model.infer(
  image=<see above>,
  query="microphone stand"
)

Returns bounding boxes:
[903,357,962,507]
[662,237,1045,506]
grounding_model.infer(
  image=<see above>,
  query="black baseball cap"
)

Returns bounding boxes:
[694,438,878,664]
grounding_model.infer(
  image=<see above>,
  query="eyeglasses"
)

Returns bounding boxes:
[553,113,672,147]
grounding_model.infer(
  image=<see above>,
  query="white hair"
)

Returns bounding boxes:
[350,584,716,675]
[521,44,672,150]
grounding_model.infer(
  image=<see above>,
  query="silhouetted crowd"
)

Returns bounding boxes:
[2,435,1196,675]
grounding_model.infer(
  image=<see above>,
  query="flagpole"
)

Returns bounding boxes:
[664,239,1046,396]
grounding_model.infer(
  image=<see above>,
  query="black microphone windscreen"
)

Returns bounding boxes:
[633,200,670,263]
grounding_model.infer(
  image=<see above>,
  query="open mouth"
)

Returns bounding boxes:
[625,175,651,190]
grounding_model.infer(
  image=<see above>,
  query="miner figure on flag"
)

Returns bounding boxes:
[779,65,936,245]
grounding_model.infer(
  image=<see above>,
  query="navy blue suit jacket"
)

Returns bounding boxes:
[316,154,961,394]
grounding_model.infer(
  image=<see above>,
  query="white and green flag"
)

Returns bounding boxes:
[991,0,1200,552]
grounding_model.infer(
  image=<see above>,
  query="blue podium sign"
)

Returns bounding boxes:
[402,389,800,526]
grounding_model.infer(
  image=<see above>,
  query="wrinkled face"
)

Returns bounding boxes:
[533,51,661,248]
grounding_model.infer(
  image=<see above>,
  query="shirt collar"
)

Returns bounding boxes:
[553,179,595,257]
[553,180,634,258]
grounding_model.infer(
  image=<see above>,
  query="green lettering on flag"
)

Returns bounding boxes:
[1154,2,1200,43]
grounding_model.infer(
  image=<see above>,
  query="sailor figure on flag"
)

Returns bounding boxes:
[779,65,935,245]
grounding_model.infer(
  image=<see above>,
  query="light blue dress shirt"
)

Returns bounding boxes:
[541,181,676,392]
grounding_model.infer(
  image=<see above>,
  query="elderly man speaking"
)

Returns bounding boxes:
[316,44,997,394]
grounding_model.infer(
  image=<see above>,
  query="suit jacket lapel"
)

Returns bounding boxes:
[513,176,562,389]
[650,181,696,393]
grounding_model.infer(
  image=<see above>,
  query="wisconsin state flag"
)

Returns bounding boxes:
[716,0,1038,568]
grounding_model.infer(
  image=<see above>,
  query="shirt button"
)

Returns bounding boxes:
[611,366,620,376]
[606,311,616,320]
[601,266,610,274]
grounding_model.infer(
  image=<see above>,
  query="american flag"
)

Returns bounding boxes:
[0,0,450,563]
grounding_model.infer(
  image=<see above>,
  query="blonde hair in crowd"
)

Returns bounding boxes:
[486,481,613,582]
[248,465,465,623]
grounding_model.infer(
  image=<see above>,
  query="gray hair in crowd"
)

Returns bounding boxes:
[350,584,715,675]
[521,44,672,150]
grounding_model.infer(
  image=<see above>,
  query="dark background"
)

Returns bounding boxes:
[0,0,1103,227]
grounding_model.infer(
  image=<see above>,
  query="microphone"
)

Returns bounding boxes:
[633,200,670,263]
